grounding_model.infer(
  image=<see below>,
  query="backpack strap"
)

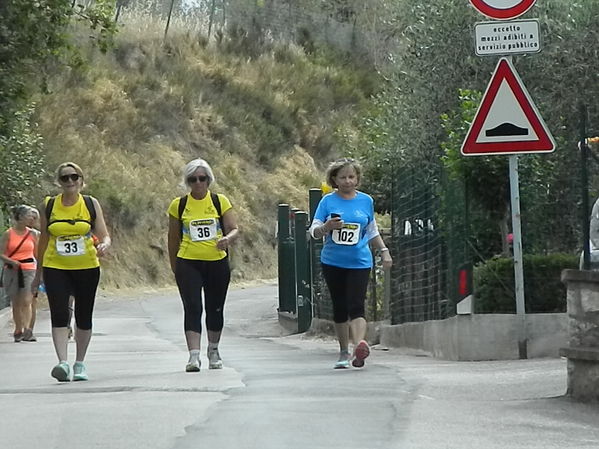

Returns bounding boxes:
[177,193,227,242]
[46,195,96,229]
[45,196,55,225]
[211,192,225,235]
[83,195,97,225]
[211,192,229,255]
[177,195,188,241]
[177,193,224,231]
[177,195,188,221]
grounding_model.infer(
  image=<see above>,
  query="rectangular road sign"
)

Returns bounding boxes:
[475,19,541,56]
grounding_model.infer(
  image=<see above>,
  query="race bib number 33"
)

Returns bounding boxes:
[332,223,361,246]
[56,236,85,256]
[189,218,218,242]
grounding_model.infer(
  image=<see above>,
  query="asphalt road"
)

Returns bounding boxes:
[1,283,598,449]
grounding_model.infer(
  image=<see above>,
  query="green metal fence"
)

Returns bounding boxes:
[388,165,468,324]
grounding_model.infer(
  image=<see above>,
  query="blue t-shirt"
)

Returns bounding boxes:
[313,191,375,269]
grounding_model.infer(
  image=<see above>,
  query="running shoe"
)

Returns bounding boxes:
[22,329,37,342]
[72,362,88,381]
[334,351,351,369]
[185,359,201,372]
[51,362,71,382]
[13,332,23,343]
[208,348,223,369]
[352,340,370,368]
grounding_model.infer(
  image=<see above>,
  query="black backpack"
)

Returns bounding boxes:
[45,195,96,229]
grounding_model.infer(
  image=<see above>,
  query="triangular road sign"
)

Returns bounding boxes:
[461,57,555,156]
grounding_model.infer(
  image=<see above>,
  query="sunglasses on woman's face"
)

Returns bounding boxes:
[187,175,208,184]
[59,173,81,183]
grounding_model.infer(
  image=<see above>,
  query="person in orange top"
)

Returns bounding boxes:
[0,205,40,342]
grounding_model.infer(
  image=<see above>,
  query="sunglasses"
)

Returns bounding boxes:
[59,173,81,183]
[187,175,208,184]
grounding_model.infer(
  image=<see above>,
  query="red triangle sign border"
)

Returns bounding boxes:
[461,57,555,156]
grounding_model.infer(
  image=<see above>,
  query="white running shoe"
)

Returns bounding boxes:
[208,348,223,369]
[185,359,201,372]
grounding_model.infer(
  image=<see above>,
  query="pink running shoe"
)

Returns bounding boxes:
[352,340,370,368]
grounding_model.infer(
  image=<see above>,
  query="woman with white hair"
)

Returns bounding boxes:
[167,158,239,372]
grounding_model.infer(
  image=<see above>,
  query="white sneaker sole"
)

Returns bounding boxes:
[185,363,201,372]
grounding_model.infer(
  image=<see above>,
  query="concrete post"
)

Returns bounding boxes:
[559,269,599,401]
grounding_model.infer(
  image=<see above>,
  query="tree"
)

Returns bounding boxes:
[0,0,118,211]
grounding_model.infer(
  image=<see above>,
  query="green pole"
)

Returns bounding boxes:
[294,211,312,332]
[277,204,296,313]
[308,188,322,316]
[580,105,590,270]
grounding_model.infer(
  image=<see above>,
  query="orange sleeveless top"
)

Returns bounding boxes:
[5,228,37,271]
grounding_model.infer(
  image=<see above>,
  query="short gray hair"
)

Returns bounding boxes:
[325,157,362,189]
[183,158,216,188]
[11,205,38,222]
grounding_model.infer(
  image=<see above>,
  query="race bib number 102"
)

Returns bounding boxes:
[331,223,361,246]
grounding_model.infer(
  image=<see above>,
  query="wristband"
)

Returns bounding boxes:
[379,248,389,253]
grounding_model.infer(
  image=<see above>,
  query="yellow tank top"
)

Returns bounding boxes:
[43,194,99,270]
[167,192,232,261]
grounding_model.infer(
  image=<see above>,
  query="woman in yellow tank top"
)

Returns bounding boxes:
[167,158,239,372]
[34,162,111,382]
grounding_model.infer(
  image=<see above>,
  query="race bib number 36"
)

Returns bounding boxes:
[331,223,361,246]
[56,236,85,256]
[189,218,218,242]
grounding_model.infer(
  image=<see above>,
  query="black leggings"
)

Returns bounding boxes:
[321,263,371,324]
[175,257,231,333]
[44,267,100,330]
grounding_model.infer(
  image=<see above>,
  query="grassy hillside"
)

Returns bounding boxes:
[34,24,379,288]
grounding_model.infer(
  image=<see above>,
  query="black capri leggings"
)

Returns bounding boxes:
[321,263,371,324]
[44,267,100,330]
[175,257,231,333]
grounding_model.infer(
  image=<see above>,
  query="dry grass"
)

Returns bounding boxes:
[33,21,379,287]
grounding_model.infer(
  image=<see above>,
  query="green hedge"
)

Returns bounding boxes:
[474,253,579,314]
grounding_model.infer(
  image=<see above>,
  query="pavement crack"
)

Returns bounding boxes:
[0,386,230,395]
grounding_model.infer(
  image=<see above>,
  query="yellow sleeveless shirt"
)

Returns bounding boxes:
[167,192,232,261]
[43,194,99,270]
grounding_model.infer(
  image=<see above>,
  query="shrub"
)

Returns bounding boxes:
[474,253,579,313]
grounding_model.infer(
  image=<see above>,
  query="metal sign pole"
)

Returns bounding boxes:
[509,154,527,359]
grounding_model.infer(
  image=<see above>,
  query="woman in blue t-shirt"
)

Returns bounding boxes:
[309,158,392,369]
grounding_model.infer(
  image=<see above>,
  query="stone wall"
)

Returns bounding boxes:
[559,269,599,402]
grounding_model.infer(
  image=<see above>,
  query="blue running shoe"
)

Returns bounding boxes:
[51,362,70,382]
[334,351,351,369]
[73,362,88,381]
